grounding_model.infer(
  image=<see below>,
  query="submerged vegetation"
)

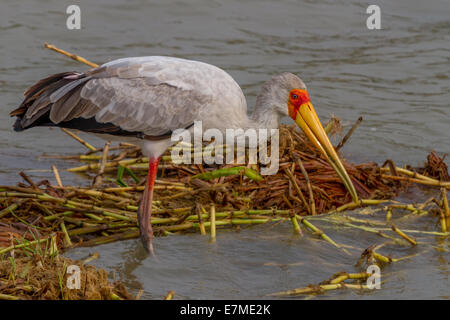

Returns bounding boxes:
[1,44,449,299]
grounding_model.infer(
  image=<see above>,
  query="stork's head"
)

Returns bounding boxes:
[259,72,359,202]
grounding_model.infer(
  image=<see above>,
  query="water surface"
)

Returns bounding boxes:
[0,0,448,299]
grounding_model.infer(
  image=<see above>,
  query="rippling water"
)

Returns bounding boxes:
[0,0,448,299]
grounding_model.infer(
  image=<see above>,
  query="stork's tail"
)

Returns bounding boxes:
[10,71,84,131]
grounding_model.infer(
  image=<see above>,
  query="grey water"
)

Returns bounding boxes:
[0,0,448,299]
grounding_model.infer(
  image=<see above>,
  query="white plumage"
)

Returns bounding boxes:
[83,57,249,137]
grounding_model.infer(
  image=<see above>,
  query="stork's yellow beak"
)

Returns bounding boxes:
[293,101,359,203]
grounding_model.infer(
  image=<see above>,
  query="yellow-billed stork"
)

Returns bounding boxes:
[10,56,358,254]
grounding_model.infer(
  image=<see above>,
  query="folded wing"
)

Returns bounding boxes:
[11,56,218,137]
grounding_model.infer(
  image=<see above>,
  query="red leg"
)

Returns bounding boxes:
[138,157,160,255]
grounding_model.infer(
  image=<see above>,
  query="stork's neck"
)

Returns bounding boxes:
[247,81,284,131]
[249,105,280,131]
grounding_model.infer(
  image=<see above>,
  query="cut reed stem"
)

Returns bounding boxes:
[391,225,417,246]
[52,165,63,188]
[92,141,110,188]
[164,290,175,300]
[335,116,363,151]
[210,205,216,243]
[284,167,311,214]
[44,43,99,68]
[60,128,97,152]
[442,188,450,229]
[298,216,349,254]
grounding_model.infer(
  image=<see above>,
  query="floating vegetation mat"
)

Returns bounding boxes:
[1,123,448,252]
[1,43,449,299]
[0,250,132,300]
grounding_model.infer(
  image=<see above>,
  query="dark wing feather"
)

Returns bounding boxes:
[11,56,226,137]
[10,69,176,138]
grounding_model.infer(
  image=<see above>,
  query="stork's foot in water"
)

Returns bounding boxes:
[137,182,155,255]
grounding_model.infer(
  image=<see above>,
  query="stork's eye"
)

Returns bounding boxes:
[292,94,298,100]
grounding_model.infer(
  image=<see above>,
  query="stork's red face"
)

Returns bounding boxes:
[287,88,359,203]
[288,89,310,120]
